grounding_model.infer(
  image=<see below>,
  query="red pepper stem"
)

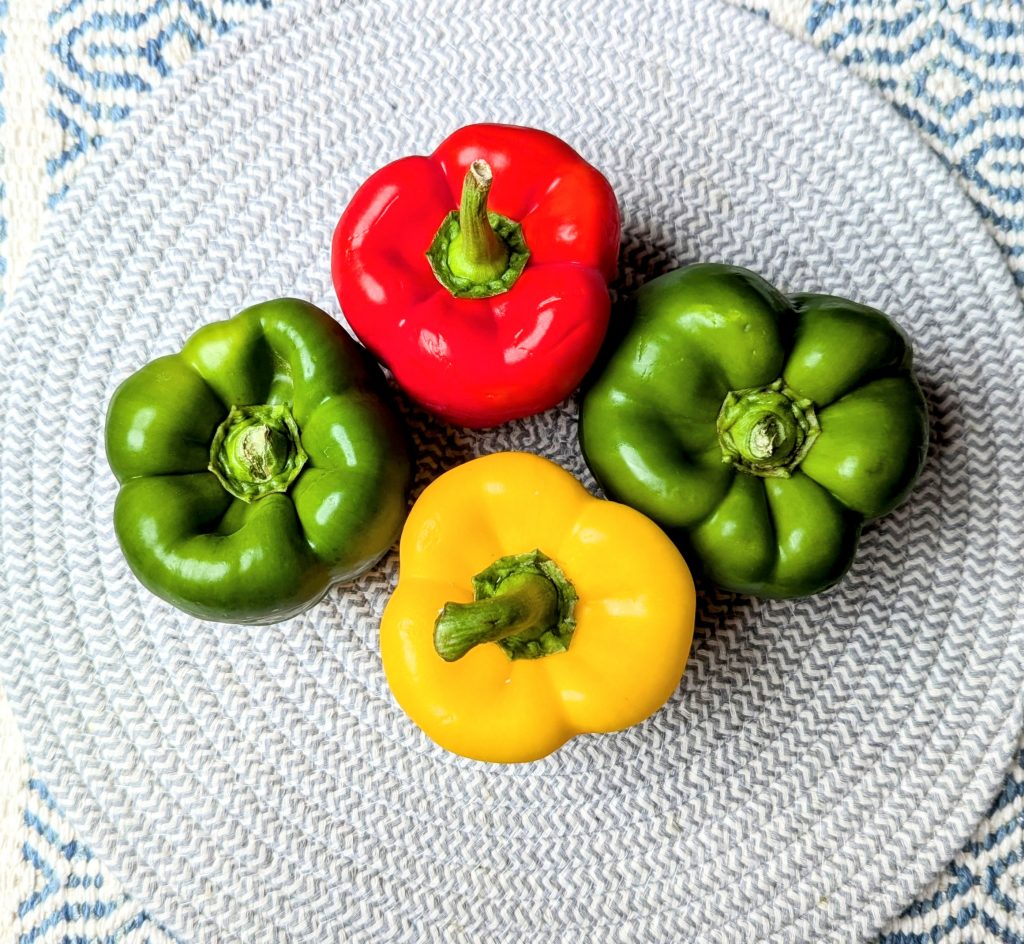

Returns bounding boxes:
[447,160,511,283]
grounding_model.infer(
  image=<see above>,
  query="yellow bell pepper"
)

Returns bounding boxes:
[380,452,696,763]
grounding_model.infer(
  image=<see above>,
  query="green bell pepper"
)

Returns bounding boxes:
[579,263,929,598]
[106,298,412,623]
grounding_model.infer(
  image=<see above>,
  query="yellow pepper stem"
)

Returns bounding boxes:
[433,550,578,662]
[434,572,558,662]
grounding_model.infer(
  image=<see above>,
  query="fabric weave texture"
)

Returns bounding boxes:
[0,1,1023,942]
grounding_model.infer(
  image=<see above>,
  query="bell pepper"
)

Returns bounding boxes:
[105,298,411,623]
[379,452,695,763]
[332,123,620,428]
[580,263,929,598]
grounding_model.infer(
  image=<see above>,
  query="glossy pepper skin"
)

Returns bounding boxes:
[380,452,695,763]
[106,299,411,623]
[580,264,929,598]
[332,123,620,428]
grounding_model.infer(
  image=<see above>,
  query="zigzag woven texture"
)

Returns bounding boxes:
[9,0,1024,305]
[1,0,1023,942]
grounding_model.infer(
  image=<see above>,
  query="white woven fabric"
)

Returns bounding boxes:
[1,0,1022,941]
[0,691,29,942]
[0,0,52,307]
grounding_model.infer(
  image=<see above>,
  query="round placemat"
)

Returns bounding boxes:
[1,0,1022,940]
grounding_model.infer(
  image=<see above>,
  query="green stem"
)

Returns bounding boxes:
[717,379,819,478]
[446,160,510,283]
[434,572,559,662]
[432,550,578,662]
[209,404,308,502]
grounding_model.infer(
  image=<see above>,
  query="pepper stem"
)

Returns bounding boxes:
[747,414,784,460]
[425,160,530,300]
[717,379,820,478]
[209,404,308,502]
[433,550,578,662]
[434,572,558,662]
[446,161,510,283]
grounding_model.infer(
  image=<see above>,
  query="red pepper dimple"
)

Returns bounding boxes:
[332,123,621,429]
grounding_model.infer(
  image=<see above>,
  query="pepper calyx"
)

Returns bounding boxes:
[717,379,820,478]
[209,404,308,502]
[426,160,530,299]
[433,549,577,662]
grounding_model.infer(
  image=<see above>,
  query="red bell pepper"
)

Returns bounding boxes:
[331,123,620,428]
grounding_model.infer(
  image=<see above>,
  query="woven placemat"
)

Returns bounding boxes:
[1,0,1022,940]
